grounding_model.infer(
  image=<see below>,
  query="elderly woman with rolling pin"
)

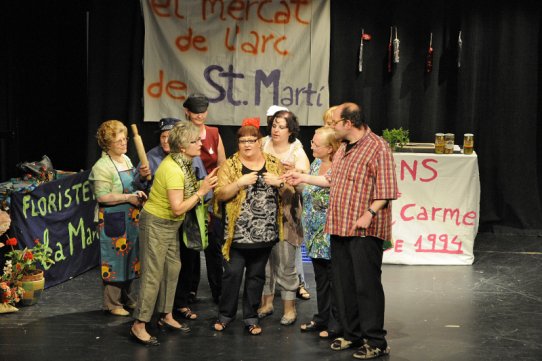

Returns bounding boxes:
[89,120,147,317]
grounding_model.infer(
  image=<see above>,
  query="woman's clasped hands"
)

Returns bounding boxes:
[235,171,285,189]
[237,171,259,189]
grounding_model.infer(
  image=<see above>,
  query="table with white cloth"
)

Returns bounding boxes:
[383,152,480,265]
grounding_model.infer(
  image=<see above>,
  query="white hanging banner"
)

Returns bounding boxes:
[141,0,330,126]
[384,152,481,265]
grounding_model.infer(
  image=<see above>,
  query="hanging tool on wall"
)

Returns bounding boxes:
[393,26,400,64]
[425,32,434,73]
[359,28,365,72]
[387,27,393,73]
[457,30,463,68]
[358,29,372,73]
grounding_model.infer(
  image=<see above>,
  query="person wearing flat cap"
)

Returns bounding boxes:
[183,93,226,172]
[181,93,226,308]
[135,118,207,193]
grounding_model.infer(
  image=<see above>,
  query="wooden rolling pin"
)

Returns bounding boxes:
[130,124,151,180]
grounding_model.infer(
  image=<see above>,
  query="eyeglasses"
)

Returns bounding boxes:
[310,139,326,148]
[190,137,202,144]
[112,137,129,145]
[238,138,258,145]
[331,118,346,126]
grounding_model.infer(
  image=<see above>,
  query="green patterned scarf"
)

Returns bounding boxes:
[170,153,198,200]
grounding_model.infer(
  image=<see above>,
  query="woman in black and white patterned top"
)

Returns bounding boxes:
[212,124,293,336]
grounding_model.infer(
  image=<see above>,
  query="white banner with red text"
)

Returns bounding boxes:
[141,0,330,126]
[384,152,480,265]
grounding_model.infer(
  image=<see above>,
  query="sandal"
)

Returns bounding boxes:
[245,324,262,336]
[296,285,310,300]
[213,320,228,332]
[330,337,353,351]
[177,307,198,320]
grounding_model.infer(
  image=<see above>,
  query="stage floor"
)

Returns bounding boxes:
[1,233,541,361]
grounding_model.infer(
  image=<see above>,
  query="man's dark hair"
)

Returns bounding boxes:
[341,103,366,129]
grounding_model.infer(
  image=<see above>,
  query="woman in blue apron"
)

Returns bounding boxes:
[90,120,147,316]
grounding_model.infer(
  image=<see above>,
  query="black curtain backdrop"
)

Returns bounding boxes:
[1,0,541,234]
[0,0,87,176]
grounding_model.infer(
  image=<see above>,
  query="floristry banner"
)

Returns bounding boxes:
[141,0,330,125]
[9,171,99,287]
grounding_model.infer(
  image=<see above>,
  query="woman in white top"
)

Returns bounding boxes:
[257,110,310,325]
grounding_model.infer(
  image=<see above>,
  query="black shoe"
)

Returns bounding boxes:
[129,330,160,346]
[157,319,191,333]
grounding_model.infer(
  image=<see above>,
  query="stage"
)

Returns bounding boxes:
[1,232,540,361]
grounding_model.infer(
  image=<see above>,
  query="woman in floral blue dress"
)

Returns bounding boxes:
[299,127,342,338]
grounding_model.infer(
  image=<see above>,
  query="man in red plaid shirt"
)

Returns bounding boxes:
[286,102,398,359]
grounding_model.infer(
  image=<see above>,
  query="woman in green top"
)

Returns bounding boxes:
[89,120,147,317]
[130,122,218,346]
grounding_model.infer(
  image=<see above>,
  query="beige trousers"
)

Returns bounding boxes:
[262,240,299,301]
[133,210,182,322]
[103,281,135,310]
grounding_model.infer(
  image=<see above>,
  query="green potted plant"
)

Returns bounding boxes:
[382,127,410,151]
[1,236,55,306]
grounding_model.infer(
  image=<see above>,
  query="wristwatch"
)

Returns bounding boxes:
[279,182,285,189]
[368,208,377,217]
